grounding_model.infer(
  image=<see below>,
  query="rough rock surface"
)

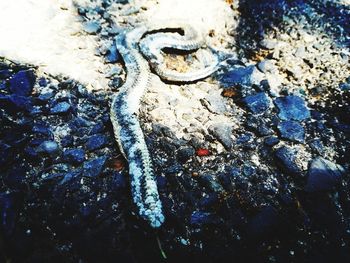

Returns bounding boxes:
[0,0,349,262]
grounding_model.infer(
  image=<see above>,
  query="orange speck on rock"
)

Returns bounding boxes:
[192,172,199,177]
[196,148,210,156]
[222,88,238,98]
[111,158,125,171]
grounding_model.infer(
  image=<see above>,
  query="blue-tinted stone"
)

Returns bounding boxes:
[236,133,252,144]
[71,117,90,128]
[86,134,107,151]
[0,142,13,167]
[105,45,120,63]
[83,21,101,34]
[111,171,127,189]
[83,156,107,177]
[61,135,74,147]
[339,82,350,91]
[32,124,53,137]
[243,164,255,176]
[274,95,310,121]
[198,193,219,209]
[38,91,54,102]
[309,139,324,154]
[219,65,255,87]
[59,169,82,185]
[278,120,305,143]
[243,92,271,114]
[177,147,195,163]
[38,77,48,87]
[274,146,302,176]
[199,174,224,193]
[24,146,39,161]
[8,70,35,96]
[63,148,85,164]
[50,102,71,114]
[164,163,183,174]
[190,211,220,226]
[305,157,345,192]
[90,122,105,134]
[0,81,6,90]
[36,141,59,155]
[0,94,32,112]
[264,136,280,146]
[0,69,12,79]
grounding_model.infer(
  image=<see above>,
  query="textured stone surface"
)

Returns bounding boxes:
[274,95,310,121]
[305,157,346,192]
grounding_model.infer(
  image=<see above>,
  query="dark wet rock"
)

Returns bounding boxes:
[305,157,346,192]
[24,146,39,162]
[0,142,13,168]
[309,86,326,96]
[90,122,105,134]
[177,147,195,163]
[236,133,253,144]
[264,136,280,146]
[246,206,280,239]
[190,211,220,226]
[63,148,85,164]
[278,120,305,143]
[86,134,108,151]
[274,95,310,121]
[245,115,274,136]
[257,122,274,136]
[0,81,6,90]
[164,163,183,175]
[115,0,129,3]
[243,92,271,114]
[0,69,12,79]
[219,65,257,87]
[83,21,101,34]
[71,117,91,128]
[208,123,233,150]
[242,164,256,177]
[4,166,26,189]
[32,124,53,138]
[111,171,127,190]
[83,156,107,177]
[198,193,219,209]
[0,94,32,112]
[274,146,302,177]
[59,169,82,185]
[8,70,35,97]
[61,135,74,147]
[198,174,224,193]
[36,141,59,156]
[309,139,324,155]
[50,101,71,115]
[0,192,17,237]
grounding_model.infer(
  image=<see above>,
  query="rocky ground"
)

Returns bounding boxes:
[0,0,349,262]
